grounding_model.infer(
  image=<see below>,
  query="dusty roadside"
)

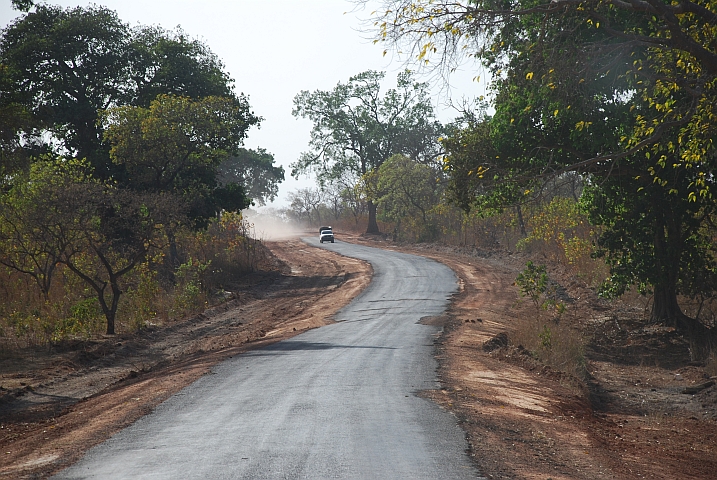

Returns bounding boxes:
[2,233,716,479]
[347,233,717,479]
[0,237,371,479]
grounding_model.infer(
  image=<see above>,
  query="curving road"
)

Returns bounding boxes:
[54,238,482,479]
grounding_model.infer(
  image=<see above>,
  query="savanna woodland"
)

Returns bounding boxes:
[0,2,284,338]
[341,0,717,360]
[2,0,717,478]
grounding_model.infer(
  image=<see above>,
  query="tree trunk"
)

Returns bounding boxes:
[95,280,121,335]
[366,200,380,234]
[651,207,683,326]
[515,205,527,237]
[165,226,180,284]
[651,282,685,326]
[648,203,717,360]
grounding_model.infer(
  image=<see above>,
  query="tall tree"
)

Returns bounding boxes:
[129,25,236,107]
[217,148,285,206]
[376,154,441,240]
[291,70,442,233]
[102,94,258,228]
[0,5,245,178]
[0,4,132,173]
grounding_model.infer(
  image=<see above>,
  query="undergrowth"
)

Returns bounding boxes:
[0,213,261,351]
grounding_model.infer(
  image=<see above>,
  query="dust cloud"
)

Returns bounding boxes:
[244,209,308,241]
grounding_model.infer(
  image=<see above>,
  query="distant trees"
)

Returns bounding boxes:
[218,148,285,206]
[291,70,443,234]
[375,154,442,240]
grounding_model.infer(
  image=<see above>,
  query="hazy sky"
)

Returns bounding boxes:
[1,1,484,207]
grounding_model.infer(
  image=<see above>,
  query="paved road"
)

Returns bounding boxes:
[55,238,482,479]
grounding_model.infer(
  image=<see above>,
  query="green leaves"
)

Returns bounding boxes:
[291,70,443,233]
[102,94,258,226]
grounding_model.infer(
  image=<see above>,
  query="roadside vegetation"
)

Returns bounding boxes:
[0,3,283,347]
[281,0,717,378]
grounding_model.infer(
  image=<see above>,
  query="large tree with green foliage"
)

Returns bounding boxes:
[366,1,717,342]
[217,148,285,206]
[0,4,132,173]
[375,154,441,240]
[128,25,237,108]
[0,5,244,178]
[291,70,443,233]
[102,94,259,228]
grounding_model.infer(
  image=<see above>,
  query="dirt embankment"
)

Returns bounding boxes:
[2,234,716,479]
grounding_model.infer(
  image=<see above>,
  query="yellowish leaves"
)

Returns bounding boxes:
[575,120,593,131]
[526,72,534,80]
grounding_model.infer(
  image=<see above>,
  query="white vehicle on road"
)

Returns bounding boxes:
[319,226,335,243]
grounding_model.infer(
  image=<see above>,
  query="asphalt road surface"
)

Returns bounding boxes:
[55,238,482,479]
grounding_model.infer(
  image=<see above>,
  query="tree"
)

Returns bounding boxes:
[0,4,132,173]
[10,0,33,12]
[60,185,181,335]
[291,70,442,234]
[0,157,181,334]
[0,157,91,298]
[376,154,441,240]
[102,94,258,227]
[217,147,285,206]
[0,5,244,178]
[367,1,717,338]
[128,25,236,107]
[287,188,323,225]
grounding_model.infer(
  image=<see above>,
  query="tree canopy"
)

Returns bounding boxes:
[292,69,443,233]
[102,94,258,228]
[366,1,717,337]
[0,5,249,177]
[0,5,273,335]
[217,148,285,206]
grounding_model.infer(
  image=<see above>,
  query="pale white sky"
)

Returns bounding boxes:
[1,1,485,207]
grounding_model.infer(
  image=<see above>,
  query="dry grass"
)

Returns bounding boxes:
[512,314,587,382]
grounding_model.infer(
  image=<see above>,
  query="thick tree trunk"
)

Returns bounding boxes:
[649,206,717,360]
[366,200,380,234]
[651,283,685,326]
